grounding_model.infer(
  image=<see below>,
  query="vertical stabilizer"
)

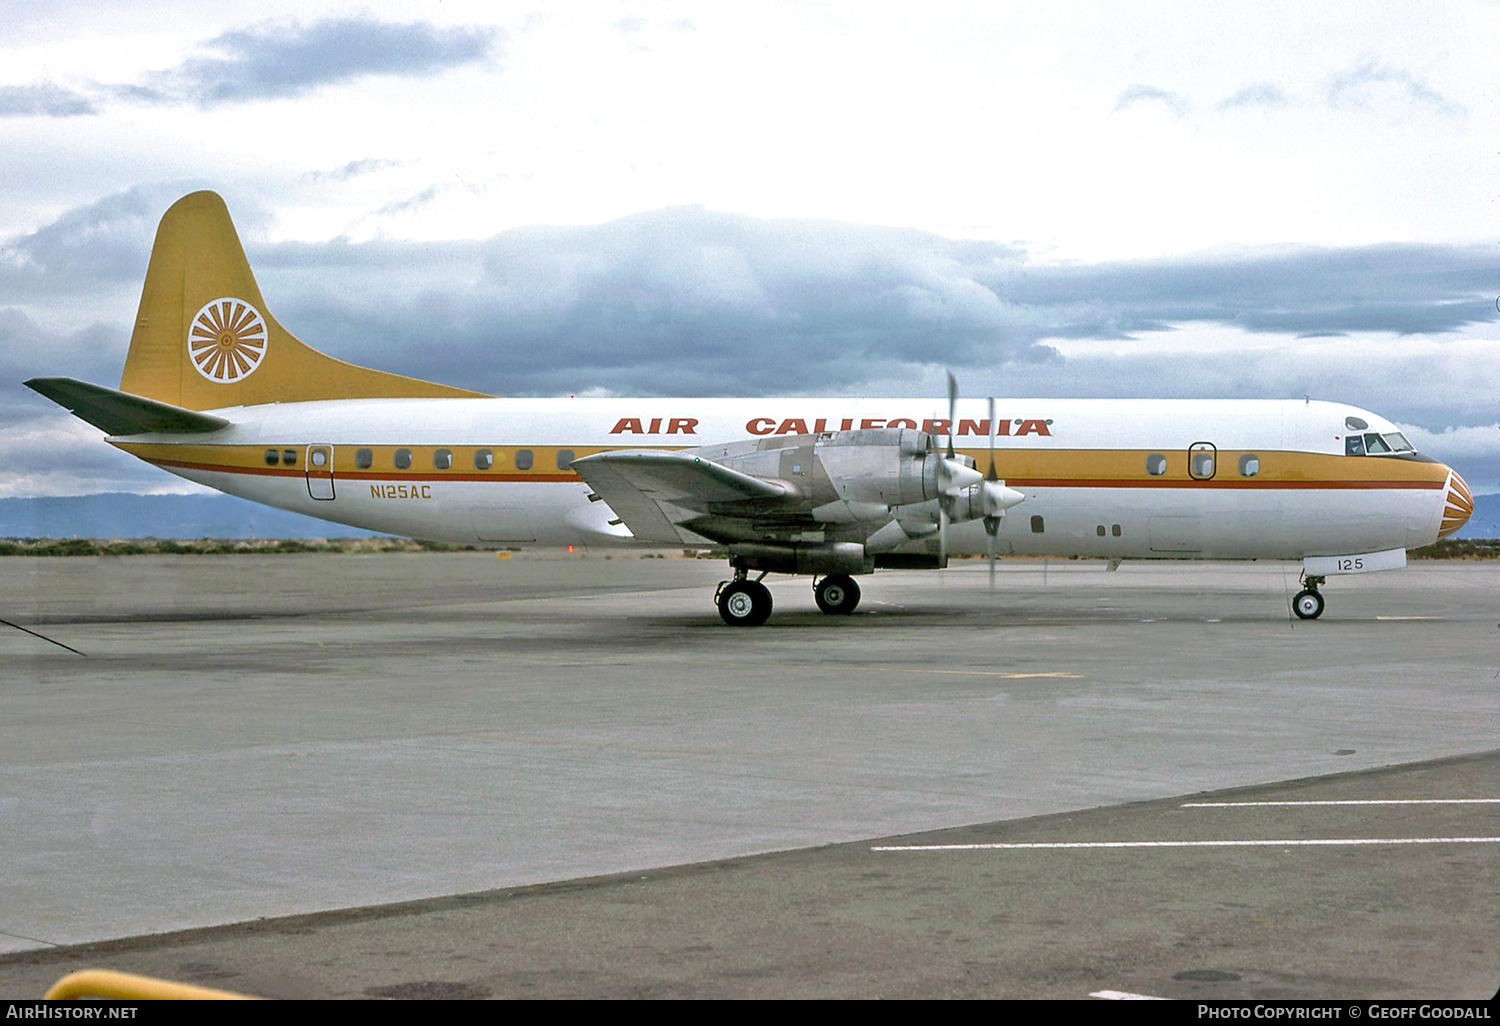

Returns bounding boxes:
[119,191,486,409]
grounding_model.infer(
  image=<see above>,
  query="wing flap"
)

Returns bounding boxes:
[570,450,800,544]
[26,377,231,436]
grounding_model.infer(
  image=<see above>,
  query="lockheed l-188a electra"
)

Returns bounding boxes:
[26,192,1473,625]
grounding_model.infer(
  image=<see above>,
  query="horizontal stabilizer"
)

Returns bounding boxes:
[25,377,231,436]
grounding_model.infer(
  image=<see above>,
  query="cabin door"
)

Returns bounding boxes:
[306,445,336,500]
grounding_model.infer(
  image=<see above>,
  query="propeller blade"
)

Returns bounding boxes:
[986,396,998,482]
[986,397,999,590]
[939,504,948,569]
[945,370,958,461]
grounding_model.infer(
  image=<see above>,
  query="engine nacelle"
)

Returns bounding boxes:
[814,429,941,508]
[702,428,967,510]
[728,541,871,576]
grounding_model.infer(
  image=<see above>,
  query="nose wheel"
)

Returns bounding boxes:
[1292,575,1326,619]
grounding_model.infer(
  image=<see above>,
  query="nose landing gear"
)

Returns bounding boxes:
[1292,575,1326,620]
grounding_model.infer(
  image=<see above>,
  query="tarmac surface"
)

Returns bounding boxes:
[0,552,1496,998]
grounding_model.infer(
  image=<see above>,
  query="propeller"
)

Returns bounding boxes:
[929,371,1022,575]
[985,396,999,588]
[976,395,1026,588]
[936,370,981,566]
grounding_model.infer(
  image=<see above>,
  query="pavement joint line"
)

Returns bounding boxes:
[1090,990,1169,1000]
[1182,799,1500,807]
[872,837,1500,851]
[0,929,60,948]
[865,668,1083,678]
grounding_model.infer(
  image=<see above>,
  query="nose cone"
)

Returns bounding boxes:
[1438,470,1473,539]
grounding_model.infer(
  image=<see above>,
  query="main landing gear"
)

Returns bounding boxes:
[716,571,773,626]
[814,574,861,615]
[715,571,864,625]
[1292,575,1326,620]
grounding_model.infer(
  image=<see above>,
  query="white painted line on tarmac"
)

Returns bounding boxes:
[869,668,1083,678]
[1090,990,1168,1000]
[1182,799,1500,807]
[872,837,1500,851]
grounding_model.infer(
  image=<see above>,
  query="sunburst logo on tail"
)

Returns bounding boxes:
[188,298,267,382]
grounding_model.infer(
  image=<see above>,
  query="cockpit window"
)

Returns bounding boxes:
[1348,431,1415,456]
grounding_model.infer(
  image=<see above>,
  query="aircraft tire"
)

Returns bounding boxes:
[1292,589,1325,620]
[814,574,861,615]
[718,581,773,626]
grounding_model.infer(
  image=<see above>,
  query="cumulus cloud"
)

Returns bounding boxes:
[1113,85,1189,117]
[6,193,1496,399]
[1,310,128,411]
[118,17,498,107]
[1006,245,1497,340]
[0,183,206,301]
[1327,56,1464,117]
[0,82,96,118]
[0,411,176,498]
[1218,83,1288,111]
[5,190,1498,493]
[302,159,403,184]
[1400,424,1500,495]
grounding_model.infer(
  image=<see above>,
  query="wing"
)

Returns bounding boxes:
[570,450,805,544]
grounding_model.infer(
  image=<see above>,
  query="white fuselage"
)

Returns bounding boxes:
[113,396,1462,560]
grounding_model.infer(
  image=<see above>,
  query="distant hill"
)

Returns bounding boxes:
[1,490,1495,541]
[1456,492,1498,539]
[0,493,385,540]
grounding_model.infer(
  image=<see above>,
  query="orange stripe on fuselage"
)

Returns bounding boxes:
[113,441,1451,491]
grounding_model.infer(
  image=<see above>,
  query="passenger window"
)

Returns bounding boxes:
[1030,515,1045,534]
[1146,454,1167,476]
[1238,455,1260,477]
[394,448,413,470]
[434,448,453,470]
[1188,443,1215,480]
[474,449,494,471]
[1111,524,1121,537]
[264,449,279,466]
[1345,435,1364,457]
[356,448,373,469]
[516,449,533,471]
[310,449,328,468]
[556,449,575,470]
[1096,525,1106,537]
[282,449,297,467]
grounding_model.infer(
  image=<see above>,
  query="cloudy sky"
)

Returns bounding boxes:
[2,0,1496,498]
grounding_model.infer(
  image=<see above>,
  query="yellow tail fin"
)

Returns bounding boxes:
[119,191,487,409]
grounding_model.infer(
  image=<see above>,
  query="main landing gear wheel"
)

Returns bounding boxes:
[718,580,773,626]
[1292,588,1325,620]
[814,574,861,615]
